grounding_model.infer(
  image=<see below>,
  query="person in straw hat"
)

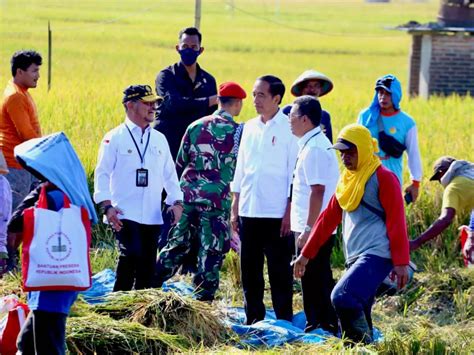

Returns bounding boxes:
[283,69,334,142]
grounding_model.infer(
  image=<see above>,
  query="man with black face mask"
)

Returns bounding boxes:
[154,27,218,160]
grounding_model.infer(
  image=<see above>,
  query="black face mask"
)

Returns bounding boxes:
[179,48,200,66]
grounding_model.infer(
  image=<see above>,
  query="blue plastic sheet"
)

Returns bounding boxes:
[81,269,383,346]
[14,132,98,223]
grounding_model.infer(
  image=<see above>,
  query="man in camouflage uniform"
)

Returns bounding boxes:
[154,82,247,301]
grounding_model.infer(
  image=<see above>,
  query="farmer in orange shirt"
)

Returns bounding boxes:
[0,50,42,209]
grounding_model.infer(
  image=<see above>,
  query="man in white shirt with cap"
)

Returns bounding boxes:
[94,84,183,291]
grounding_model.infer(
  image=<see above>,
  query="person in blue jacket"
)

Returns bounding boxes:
[357,74,422,203]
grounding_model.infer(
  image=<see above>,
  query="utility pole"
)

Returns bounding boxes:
[48,21,52,91]
[195,0,201,29]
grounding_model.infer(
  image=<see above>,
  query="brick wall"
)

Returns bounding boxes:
[408,35,422,96]
[429,34,474,96]
[408,32,474,97]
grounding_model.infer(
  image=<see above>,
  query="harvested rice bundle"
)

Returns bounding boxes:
[93,289,231,347]
[66,314,189,354]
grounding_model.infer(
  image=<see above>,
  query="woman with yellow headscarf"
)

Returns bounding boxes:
[293,124,410,344]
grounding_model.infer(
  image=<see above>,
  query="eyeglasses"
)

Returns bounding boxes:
[288,113,303,121]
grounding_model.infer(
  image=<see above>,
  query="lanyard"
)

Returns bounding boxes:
[125,124,151,167]
[296,130,321,164]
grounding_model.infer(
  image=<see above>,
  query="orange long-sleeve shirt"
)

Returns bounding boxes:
[0,80,41,169]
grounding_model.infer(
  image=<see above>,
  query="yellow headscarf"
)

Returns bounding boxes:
[335,124,381,211]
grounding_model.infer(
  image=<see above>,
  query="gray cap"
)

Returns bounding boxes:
[429,156,456,181]
[330,138,356,151]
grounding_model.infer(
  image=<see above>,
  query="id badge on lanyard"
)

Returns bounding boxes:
[136,168,148,187]
[126,125,151,187]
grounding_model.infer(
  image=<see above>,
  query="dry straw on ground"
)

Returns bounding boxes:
[90,289,232,348]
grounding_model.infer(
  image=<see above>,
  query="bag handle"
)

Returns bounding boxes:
[36,184,71,209]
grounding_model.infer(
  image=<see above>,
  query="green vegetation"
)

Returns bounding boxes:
[1,0,473,352]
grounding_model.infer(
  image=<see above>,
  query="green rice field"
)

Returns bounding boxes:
[1,0,473,353]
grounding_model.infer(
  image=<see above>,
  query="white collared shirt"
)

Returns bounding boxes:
[231,109,298,218]
[93,117,182,225]
[290,126,339,233]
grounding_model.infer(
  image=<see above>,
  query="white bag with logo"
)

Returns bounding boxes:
[22,186,91,291]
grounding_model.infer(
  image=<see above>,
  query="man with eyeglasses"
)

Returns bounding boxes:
[94,85,183,292]
[357,74,422,203]
[288,95,340,334]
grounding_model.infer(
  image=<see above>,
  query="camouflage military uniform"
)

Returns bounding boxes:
[155,110,238,301]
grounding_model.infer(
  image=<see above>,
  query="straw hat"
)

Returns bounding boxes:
[290,70,334,97]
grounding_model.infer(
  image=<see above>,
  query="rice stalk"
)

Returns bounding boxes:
[66,314,189,354]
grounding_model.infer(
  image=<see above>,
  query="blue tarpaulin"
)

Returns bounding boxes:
[14,132,98,223]
[81,269,383,346]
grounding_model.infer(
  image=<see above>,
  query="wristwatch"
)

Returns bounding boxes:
[304,225,312,233]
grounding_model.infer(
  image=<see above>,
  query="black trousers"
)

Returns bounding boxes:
[17,310,67,355]
[298,233,338,334]
[240,217,294,325]
[114,219,160,291]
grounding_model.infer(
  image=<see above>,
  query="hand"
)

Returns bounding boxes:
[404,183,419,203]
[293,254,309,278]
[230,215,239,234]
[230,232,241,253]
[280,212,291,238]
[168,205,183,225]
[231,196,240,234]
[462,233,474,263]
[209,95,218,107]
[391,265,409,289]
[409,238,421,252]
[297,231,310,249]
[106,206,124,232]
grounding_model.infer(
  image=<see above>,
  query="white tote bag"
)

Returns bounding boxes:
[22,186,91,291]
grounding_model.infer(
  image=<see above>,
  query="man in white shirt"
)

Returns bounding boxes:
[231,75,298,324]
[94,85,183,291]
[289,95,340,334]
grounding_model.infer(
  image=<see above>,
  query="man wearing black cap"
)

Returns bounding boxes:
[410,156,474,256]
[94,85,183,291]
[154,82,246,301]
